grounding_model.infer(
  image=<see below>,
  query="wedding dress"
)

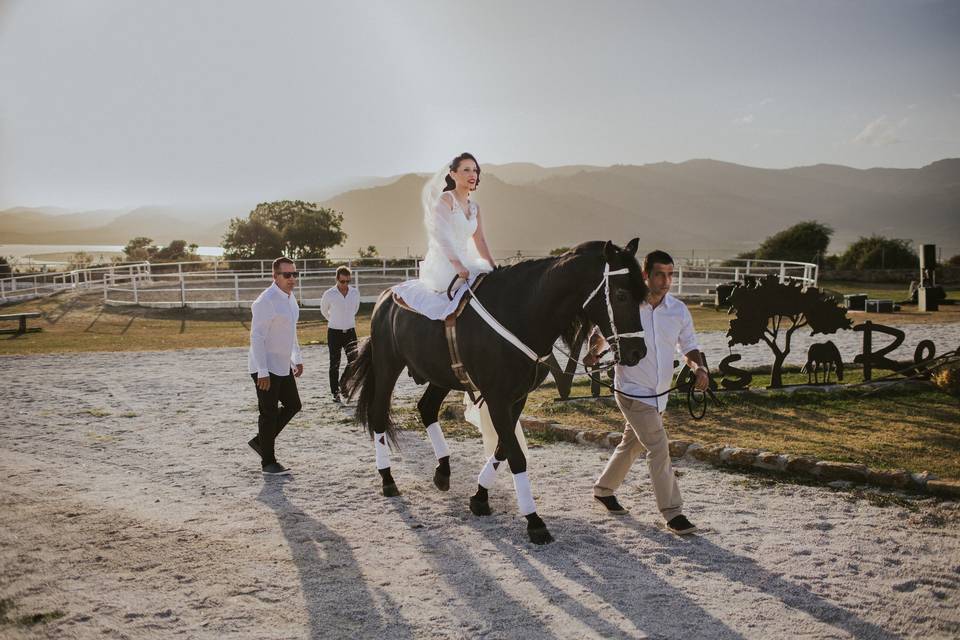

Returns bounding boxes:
[392,168,529,458]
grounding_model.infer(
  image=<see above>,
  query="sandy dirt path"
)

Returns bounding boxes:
[1,346,958,639]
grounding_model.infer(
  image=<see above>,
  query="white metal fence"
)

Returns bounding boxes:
[1,257,817,307]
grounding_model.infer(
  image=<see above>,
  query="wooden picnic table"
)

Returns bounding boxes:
[0,312,43,335]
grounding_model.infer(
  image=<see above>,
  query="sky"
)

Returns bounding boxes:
[2,0,959,209]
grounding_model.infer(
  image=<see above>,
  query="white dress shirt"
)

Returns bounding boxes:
[320,285,360,330]
[614,293,700,413]
[248,283,303,378]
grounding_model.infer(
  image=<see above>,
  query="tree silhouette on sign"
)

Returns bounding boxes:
[726,276,851,388]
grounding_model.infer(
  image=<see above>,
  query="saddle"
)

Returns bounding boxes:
[393,274,488,400]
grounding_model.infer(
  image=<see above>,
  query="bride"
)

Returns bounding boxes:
[394,153,496,319]
[420,152,496,291]
[394,151,528,457]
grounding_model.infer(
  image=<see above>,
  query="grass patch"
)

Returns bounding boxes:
[0,291,374,356]
[525,379,960,480]
[85,408,112,418]
[0,598,66,628]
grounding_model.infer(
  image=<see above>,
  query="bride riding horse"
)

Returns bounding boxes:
[341,239,648,544]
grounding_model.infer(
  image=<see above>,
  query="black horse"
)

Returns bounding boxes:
[341,239,647,544]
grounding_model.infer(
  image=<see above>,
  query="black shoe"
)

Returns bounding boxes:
[262,462,292,476]
[594,495,629,515]
[248,436,263,459]
[666,515,698,535]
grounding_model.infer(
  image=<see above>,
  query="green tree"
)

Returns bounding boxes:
[837,236,917,270]
[222,217,285,260]
[358,245,379,259]
[154,240,198,262]
[727,275,851,388]
[0,256,12,277]
[123,236,155,261]
[755,221,832,263]
[223,200,346,260]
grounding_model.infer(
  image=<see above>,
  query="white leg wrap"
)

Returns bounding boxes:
[513,471,537,516]
[425,422,450,459]
[477,455,502,489]
[373,432,391,470]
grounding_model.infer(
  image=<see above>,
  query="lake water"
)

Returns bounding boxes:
[0,244,224,258]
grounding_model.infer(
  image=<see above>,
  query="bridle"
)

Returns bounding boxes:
[581,265,645,362]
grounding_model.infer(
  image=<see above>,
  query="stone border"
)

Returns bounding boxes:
[517,416,960,499]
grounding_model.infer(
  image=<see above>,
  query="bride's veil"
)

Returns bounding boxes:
[421,163,450,248]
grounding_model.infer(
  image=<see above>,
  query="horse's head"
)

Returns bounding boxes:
[582,238,647,367]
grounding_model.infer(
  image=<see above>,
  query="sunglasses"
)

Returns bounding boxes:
[337,279,350,284]
[279,271,299,279]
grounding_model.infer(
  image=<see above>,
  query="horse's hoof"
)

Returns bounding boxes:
[433,470,450,492]
[382,483,401,497]
[528,527,554,545]
[469,496,492,516]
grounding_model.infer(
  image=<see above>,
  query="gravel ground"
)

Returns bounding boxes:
[1,346,958,639]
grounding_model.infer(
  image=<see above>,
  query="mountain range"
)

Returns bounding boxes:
[3,158,958,258]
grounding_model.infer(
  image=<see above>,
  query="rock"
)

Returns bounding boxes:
[828,480,854,490]
[576,430,606,445]
[866,468,912,489]
[926,480,960,499]
[668,440,693,458]
[754,452,786,472]
[723,447,761,468]
[815,461,868,482]
[690,443,726,464]
[784,455,819,475]
[911,471,939,488]
[606,432,623,448]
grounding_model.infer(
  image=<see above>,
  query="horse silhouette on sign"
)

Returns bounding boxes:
[802,341,844,384]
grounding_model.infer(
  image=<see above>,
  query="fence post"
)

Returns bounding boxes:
[34,276,38,296]
[180,273,186,308]
[746,260,752,275]
[382,258,386,275]
[260,260,265,279]
[705,258,710,282]
[103,277,108,301]
[813,264,819,287]
[677,264,683,295]
[234,274,240,305]
[133,274,139,305]
[779,262,786,283]
[862,321,872,382]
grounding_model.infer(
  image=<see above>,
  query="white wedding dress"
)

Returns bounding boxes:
[392,193,492,320]
[392,173,529,458]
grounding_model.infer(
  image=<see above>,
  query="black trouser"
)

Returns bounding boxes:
[328,328,358,396]
[250,371,302,465]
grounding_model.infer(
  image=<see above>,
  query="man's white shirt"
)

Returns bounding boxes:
[614,293,700,413]
[248,283,303,378]
[320,285,360,330]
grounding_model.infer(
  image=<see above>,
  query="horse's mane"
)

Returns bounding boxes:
[478,241,617,353]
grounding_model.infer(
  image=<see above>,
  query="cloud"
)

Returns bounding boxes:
[852,115,906,147]
[733,114,755,125]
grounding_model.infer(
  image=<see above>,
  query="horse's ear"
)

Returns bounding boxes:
[625,237,639,256]
[603,240,616,264]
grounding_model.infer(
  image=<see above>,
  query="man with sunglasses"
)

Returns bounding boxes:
[247,256,304,475]
[320,265,360,403]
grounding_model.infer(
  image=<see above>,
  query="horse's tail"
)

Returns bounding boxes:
[340,335,398,447]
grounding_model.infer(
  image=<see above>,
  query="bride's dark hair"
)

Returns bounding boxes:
[443,152,480,192]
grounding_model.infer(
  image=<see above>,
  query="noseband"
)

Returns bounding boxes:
[581,266,645,361]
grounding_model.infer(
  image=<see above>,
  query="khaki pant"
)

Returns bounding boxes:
[593,395,683,521]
